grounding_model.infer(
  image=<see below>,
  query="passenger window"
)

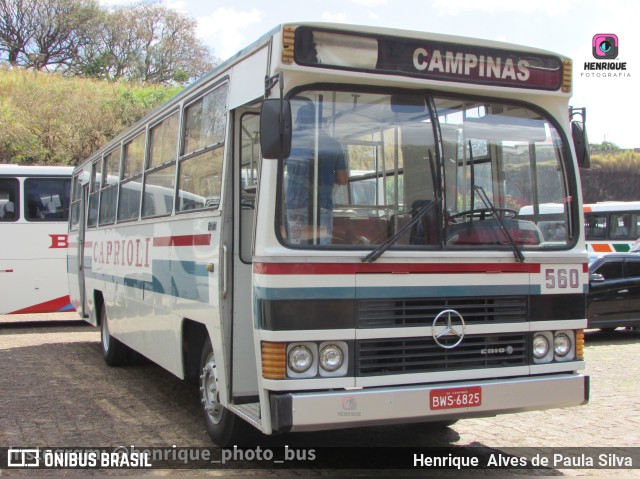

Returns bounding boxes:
[610,213,632,239]
[143,112,178,218]
[0,178,19,222]
[178,83,228,212]
[118,132,146,222]
[87,159,101,228]
[24,178,71,221]
[585,214,606,240]
[99,148,120,225]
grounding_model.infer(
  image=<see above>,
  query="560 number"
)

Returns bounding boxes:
[545,268,580,289]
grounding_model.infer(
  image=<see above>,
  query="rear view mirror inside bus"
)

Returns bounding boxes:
[260,98,292,160]
[390,94,427,114]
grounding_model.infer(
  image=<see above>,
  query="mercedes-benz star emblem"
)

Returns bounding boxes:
[432,309,466,349]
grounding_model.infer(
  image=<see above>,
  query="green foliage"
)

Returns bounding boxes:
[589,141,620,151]
[0,69,178,165]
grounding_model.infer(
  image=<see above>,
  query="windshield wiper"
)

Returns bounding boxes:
[362,198,440,263]
[363,150,440,263]
[474,185,525,263]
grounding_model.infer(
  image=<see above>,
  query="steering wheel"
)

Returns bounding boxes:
[448,208,518,223]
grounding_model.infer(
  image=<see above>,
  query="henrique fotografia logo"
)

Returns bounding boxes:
[583,33,629,79]
[592,34,618,59]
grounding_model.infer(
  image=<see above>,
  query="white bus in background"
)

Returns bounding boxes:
[520,201,640,254]
[68,22,590,446]
[583,201,640,254]
[0,165,74,314]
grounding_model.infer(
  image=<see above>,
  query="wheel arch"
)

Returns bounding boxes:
[182,318,209,383]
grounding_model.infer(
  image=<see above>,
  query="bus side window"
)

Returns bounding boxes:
[24,178,70,221]
[0,178,18,221]
[611,213,631,239]
[240,112,260,262]
[178,84,228,212]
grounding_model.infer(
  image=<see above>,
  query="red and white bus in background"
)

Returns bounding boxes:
[0,165,74,314]
[68,23,590,445]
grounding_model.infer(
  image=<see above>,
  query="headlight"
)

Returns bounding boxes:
[319,344,344,372]
[554,332,572,357]
[288,345,313,373]
[533,334,550,359]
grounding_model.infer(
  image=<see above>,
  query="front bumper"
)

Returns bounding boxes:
[270,373,589,432]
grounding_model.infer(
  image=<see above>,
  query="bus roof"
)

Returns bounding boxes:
[0,165,74,177]
[584,201,640,213]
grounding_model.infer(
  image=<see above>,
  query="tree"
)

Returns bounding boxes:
[590,141,620,151]
[28,0,102,71]
[0,0,36,65]
[74,2,215,83]
[1,0,216,83]
[0,0,102,70]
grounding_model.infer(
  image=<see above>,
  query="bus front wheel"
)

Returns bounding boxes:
[100,303,130,366]
[200,338,246,446]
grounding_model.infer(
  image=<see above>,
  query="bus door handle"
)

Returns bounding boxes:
[222,244,229,298]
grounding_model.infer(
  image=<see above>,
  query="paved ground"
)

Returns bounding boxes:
[1,313,639,476]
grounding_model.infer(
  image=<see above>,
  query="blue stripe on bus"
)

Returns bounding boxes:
[85,259,209,303]
[254,284,540,300]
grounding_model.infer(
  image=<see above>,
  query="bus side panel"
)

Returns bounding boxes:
[0,221,72,314]
[85,213,221,378]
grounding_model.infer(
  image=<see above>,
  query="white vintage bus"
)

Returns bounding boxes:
[0,165,74,314]
[68,23,590,445]
[583,201,640,254]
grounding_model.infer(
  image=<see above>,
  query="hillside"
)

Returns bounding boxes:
[0,69,180,165]
[581,150,640,202]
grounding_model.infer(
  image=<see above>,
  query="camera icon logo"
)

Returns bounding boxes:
[592,34,618,59]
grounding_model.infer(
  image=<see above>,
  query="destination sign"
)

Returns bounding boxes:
[294,27,563,91]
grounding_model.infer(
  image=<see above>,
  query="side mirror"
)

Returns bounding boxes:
[571,120,591,168]
[589,272,605,283]
[570,107,590,168]
[260,99,292,160]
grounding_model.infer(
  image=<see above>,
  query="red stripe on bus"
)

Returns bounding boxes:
[9,296,73,314]
[0,269,14,273]
[254,262,541,275]
[153,234,211,247]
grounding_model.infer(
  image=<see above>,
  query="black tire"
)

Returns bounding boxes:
[100,303,130,366]
[429,419,458,428]
[200,338,248,446]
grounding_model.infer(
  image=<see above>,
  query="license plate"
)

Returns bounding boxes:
[430,386,482,410]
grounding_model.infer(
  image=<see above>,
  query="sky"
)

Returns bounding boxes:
[103,0,638,148]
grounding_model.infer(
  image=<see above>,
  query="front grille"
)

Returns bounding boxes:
[356,333,528,376]
[358,296,527,328]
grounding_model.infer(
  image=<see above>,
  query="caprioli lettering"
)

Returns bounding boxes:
[93,238,151,268]
[413,48,530,81]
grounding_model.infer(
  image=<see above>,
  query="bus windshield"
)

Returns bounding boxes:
[278,89,574,250]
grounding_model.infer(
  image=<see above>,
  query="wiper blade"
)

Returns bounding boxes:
[474,185,525,263]
[362,199,440,263]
